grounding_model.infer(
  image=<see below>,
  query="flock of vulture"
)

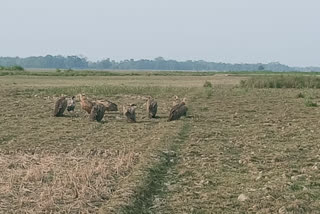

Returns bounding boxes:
[53,94,188,122]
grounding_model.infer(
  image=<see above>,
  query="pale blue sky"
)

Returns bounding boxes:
[1,0,319,66]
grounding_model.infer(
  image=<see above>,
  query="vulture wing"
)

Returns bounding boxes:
[89,103,106,122]
[148,100,158,118]
[53,97,67,117]
[125,106,136,122]
[168,103,187,121]
[105,100,118,111]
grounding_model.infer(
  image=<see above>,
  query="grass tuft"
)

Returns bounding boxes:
[296,92,305,98]
[203,81,213,88]
[304,99,318,107]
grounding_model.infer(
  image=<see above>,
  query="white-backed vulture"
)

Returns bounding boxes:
[123,104,137,123]
[146,96,158,118]
[89,103,106,122]
[53,96,67,117]
[168,98,187,121]
[79,94,94,114]
[172,95,180,106]
[67,96,76,112]
[97,100,118,111]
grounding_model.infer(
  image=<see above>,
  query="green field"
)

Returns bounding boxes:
[1,72,320,213]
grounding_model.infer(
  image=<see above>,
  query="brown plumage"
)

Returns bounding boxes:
[53,96,67,117]
[89,103,106,122]
[168,98,187,121]
[67,96,76,112]
[123,104,137,123]
[146,96,158,118]
[97,100,118,111]
[79,94,94,114]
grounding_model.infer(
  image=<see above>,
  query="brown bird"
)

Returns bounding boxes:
[146,96,158,118]
[67,96,76,112]
[97,100,118,111]
[79,94,94,114]
[53,96,67,117]
[168,98,187,121]
[89,103,106,122]
[123,104,137,122]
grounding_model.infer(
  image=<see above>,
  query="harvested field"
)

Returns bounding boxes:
[1,73,320,213]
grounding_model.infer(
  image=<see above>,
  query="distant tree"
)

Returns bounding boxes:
[0,55,314,71]
[98,58,112,69]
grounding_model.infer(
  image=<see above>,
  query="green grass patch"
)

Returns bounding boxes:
[305,99,318,107]
[0,69,218,77]
[23,85,192,98]
[0,65,24,71]
[240,75,320,89]
[0,70,124,77]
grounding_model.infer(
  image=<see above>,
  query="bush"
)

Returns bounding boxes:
[240,75,320,89]
[203,81,213,88]
[11,65,24,71]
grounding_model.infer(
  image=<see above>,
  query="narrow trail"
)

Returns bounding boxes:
[100,122,191,214]
[121,122,191,214]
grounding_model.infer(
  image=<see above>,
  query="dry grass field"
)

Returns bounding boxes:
[1,73,320,213]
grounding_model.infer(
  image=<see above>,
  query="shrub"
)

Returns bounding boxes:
[203,81,213,88]
[11,65,24,71]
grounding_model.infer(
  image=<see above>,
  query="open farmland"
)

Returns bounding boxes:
[1,73,320,213]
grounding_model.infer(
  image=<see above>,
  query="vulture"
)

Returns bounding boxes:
[53,96,67,117]
[79,94,94,114]
[172,95,180,106]
[67,96,76,112]
[97,100,118,111]
[123,104,137,123]
[89,103,106,122]
[146,96,158,118]
[168,98,188,121]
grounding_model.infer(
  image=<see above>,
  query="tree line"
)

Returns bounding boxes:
[0,55,318,72]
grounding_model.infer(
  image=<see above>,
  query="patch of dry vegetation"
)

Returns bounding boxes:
[0,149,138,213]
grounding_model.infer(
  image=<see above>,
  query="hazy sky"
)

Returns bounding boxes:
[1,0,319,66]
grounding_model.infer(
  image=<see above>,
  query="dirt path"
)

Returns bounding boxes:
[99,122,191,213]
